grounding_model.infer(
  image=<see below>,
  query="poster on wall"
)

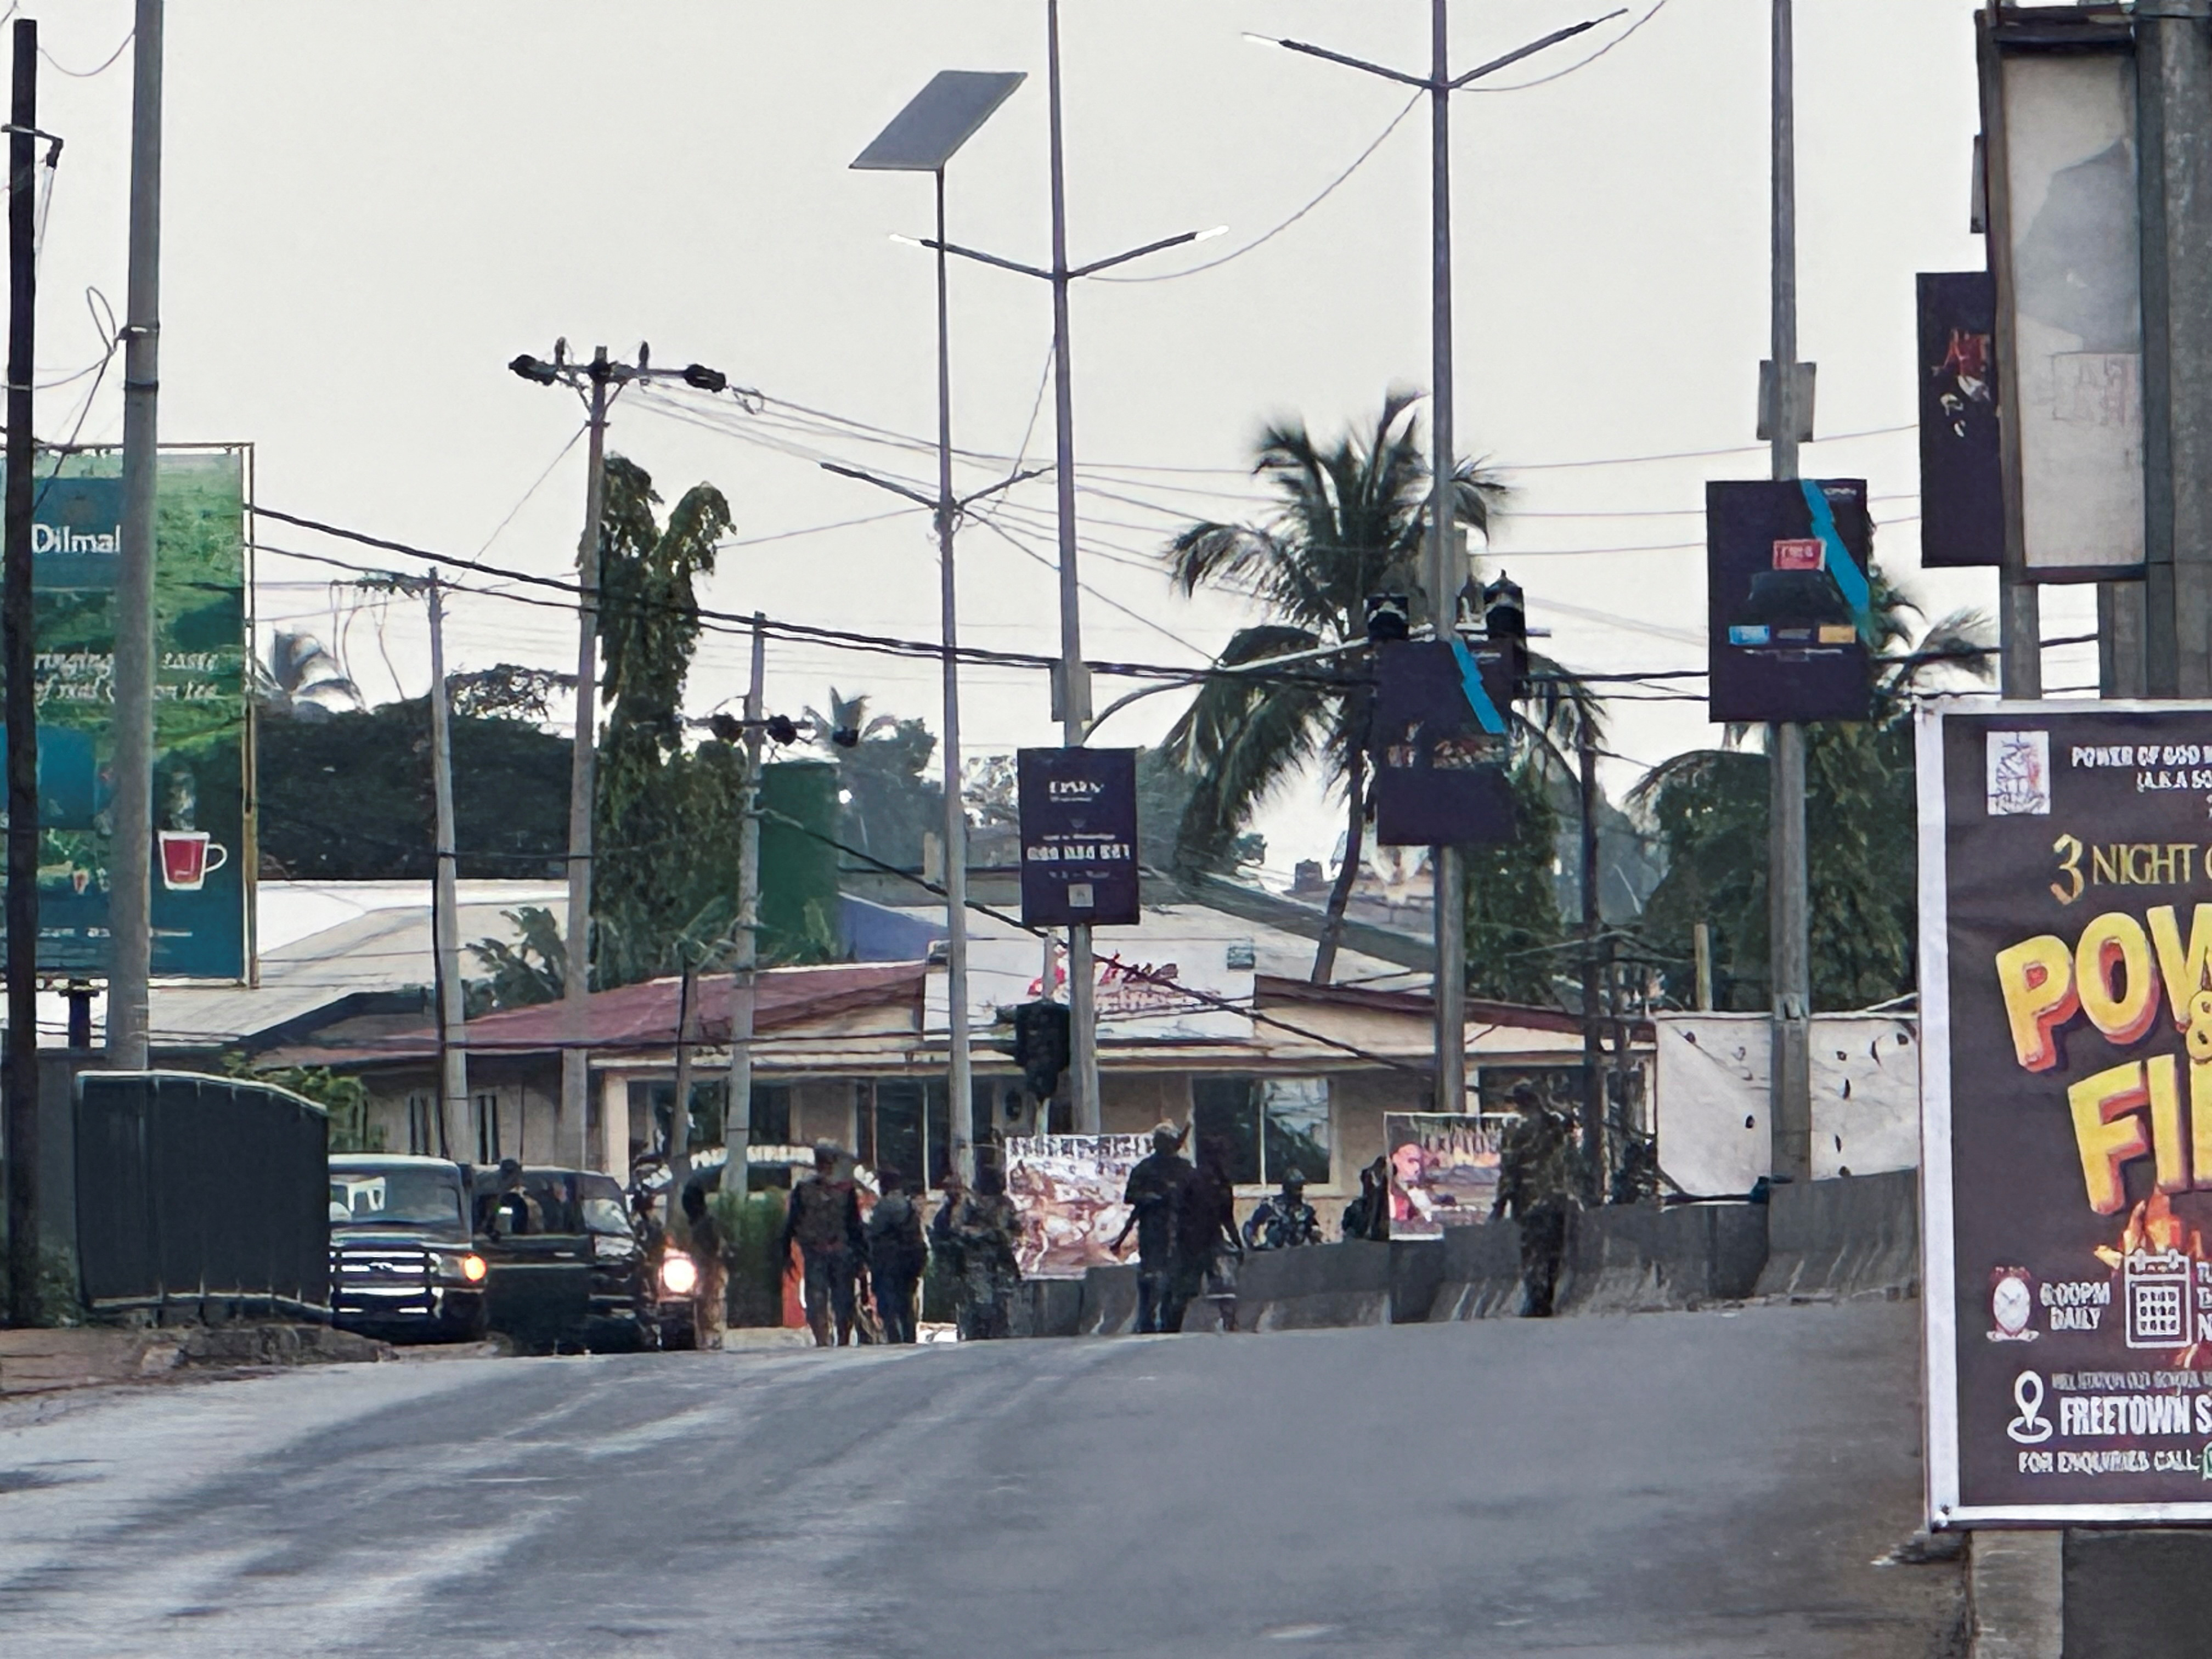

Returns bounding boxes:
[1002,1132,1150,1279]
[1920,700,2212,1526]
[1381,1113,1505,1238]
[2,449,251,979]
[1705,479,1874,725]
[1984,21,2145,580]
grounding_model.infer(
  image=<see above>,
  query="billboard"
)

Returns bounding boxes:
[1917,272,2004,568]
[1382,1113,1505,1237]
[1017,746,1139,927]
[1919,701,2212,1525]
[7,450,250,979]
[1706,478,1872,725]
[1983,24,2145,580]
[1370,640,1515,847]
[926,930,1254,1043]
[1002,1132,1149,1279]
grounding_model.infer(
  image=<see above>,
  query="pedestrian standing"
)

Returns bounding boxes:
[680,1180,727,1350]
[1242,1168,1321,1251]
[953,1165,1022,1340]
[1490,1082,1579,1317]
[1118,1122,1192,1334]
[778,1142,866,1346]
[865,1166,928,1345]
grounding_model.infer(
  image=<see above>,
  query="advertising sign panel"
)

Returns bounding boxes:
[1917,271,2004,568]
[1381,1113,1505,1237]
[926,932,1254,1043]
[6,450,250,979]
[1002,1132,1149,1279]
[1017,747,1138,928]
[1984,30,2145,580]
[1370,640,1515,847]
[1920,700,2212,1525]
[1706,479,1873,725]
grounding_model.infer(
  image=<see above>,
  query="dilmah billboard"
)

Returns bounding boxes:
[1920,700,2212,1525]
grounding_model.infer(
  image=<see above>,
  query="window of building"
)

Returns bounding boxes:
[1192,1075,1331,1188]
[854,1079,957,1188]
[405,1092,435,1157]
[472,1090,501,1165]
[749,1082,792,1146]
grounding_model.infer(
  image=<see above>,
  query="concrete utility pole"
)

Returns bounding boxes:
[507,340,743,1171]
[2136,8,2212,698]
[1249,2,1616,1117]
[723,615,764,1192]
[2,18,34,1326]
[1767,0,1812,1184]
[107,0,162,1073]
[1578,719,1602,1199]
[425,572,467,1161]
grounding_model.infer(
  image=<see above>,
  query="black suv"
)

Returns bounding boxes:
[328,1156,488,1342]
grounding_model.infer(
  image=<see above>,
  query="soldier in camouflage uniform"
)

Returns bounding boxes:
[1489,1083,1579,1317]
[1241,1168,1322,1251]
[951,1165,1023,1340]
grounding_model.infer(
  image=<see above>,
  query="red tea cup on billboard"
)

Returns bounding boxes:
[157,830,227,892]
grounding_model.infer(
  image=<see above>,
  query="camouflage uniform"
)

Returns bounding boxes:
[952,1190,1022,1341]
[1492,1103,1579,1317]
[1242,1185,1322,1251]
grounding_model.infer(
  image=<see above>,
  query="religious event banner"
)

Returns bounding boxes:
[1706,478,1874,726]
[1917,271,2004,569]
[1017,746,1139,928]
[3,450,250,979]
[1920,701,2212,1526]
[1382,1113,1505,1239]
[1003,1132,1150,1280]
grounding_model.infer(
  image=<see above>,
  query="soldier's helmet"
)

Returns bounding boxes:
[1280,1166,1306,1192]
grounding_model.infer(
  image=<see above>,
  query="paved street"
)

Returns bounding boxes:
[0,1301,1960,1657]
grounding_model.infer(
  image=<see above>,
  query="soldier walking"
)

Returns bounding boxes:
[865,1166,928,1344]
[1490,1082,1580,1317]
[778,1142,867,1346]
[1119,1122,1192,1334]
[950,1165,1022,1340]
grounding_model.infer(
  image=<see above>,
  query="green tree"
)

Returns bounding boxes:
[589,456,747,990]
[1161,390,1505,982]
[1632,578,1991,1011]
[465,905,567,1013]
[804,689,944,870]
[1464,757,1568,1005]
[228,1059,383,1153]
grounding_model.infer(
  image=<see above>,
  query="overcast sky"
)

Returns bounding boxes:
[26,0,2091,880]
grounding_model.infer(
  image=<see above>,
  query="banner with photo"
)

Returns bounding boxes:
[5,448,250,979]
[1383,1113,1505,1238]
[1921,701,2212,1526]
[1002,1132,1151,1280]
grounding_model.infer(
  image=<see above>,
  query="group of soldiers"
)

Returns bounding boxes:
[1117,1121,1328,1334]
[775,1142,1024,1346]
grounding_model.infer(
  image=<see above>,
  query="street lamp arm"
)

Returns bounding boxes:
[918,235,1052,281]
[1069,228,1218,279]
[1448,10,1626,89]
[1273,37,1431,89]
[818,460,938,510]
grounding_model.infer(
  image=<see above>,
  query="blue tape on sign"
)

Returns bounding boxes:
[1799,479,1873,637]
[1448,636,1508,736]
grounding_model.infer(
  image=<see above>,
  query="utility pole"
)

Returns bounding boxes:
[723,615,764,1194]
[932,170,976,1169]
[425,572,467,1160]
[1767,0,1812,1184]
[507,342,743,1171]
[107,0,162,1073]
[1247,2,1615,1118]
[1578,719,1602,1200]
[665,963,696,1243]
[1045,0,1100,1133]
[3,19,35,1325]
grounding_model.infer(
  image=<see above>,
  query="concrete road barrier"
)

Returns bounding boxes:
[1234,1240,1392,1330]
[1753,1168,1918,1301]
[1011,1277,1084,1339]
[1430,1220,1528,1321]
[1390,1238,1444,1324]
[1078,1263,1137,1336]
[1558,1201,1769,1314]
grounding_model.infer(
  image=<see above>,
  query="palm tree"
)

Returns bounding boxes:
[1630,575,1992,1011]
[253,631,361,720]
[1161,390,1507,983]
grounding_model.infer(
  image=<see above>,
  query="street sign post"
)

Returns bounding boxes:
[1920,699,2212,1525]
[1017,747,1138,929]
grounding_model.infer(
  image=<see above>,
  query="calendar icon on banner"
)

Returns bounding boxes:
[2125,1249,2193,1349]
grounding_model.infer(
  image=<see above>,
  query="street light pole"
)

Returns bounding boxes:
[1767,0,1812,1184]
[1250,3,1619,1116]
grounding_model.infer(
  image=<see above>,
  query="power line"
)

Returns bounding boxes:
[40,29,132,78]
[1465,0,1673,93]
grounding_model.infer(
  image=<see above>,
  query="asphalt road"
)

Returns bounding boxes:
[0,1300,1962,1658]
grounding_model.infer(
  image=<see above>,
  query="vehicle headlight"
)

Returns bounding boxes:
[459,1253,487,1284]
[660,1254,698,1296]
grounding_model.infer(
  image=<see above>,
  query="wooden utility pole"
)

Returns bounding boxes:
[722,616,765,1193]
[3,20,36,1324]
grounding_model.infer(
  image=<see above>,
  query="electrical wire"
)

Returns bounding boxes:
[1095,92,1423,285]
[1465,0,1673,93]
[40,29,133,78]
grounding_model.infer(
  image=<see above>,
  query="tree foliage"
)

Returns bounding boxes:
[448,663,575,722]
[804,689,944,870]
[1632,577,1991,1011]
[1464,759,1567,1006]
[466,905,567,1013]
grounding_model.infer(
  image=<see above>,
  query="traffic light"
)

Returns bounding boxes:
[1012,1000,1071,1105]
[1364,592,1411,642]
[1482,571,1529,697]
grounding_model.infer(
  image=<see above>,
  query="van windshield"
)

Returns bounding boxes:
[330,1168,464,1229]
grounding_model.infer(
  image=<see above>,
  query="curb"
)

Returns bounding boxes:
[1968,1531,2062,1658]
